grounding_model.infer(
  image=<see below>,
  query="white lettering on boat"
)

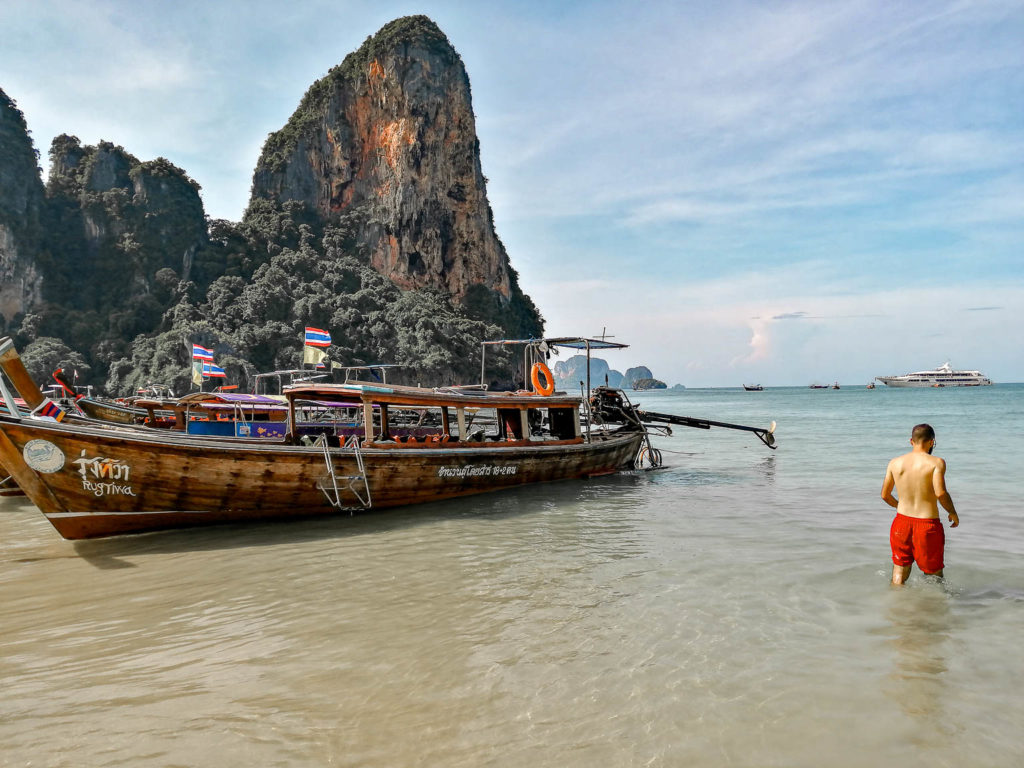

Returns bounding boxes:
[437,464,519,478]
[71,450,136,496]
[81,479,137,497]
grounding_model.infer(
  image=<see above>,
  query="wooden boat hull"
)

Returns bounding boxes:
[0,474,23,496]
[0,416,643,539]
[76,398,146,424]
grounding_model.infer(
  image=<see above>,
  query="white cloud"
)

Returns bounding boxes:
[534,263,1024,386]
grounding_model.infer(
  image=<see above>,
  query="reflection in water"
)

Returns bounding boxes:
[758,454,777,484]
[882,584,958,748]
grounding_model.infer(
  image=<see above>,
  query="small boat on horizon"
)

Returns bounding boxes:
[743,384,763,391]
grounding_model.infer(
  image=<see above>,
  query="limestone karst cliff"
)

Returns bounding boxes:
[0,88,44,328]
[0,15,542,393]
[553,357,664,390]
[553,355,625,389]
[250,16,539,334]
[624,366,655,386]
[43,135,208,311]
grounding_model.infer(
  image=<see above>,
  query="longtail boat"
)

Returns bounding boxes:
[0,337,647,539]
[0,336,776,540]
[74,382,178,425]
[75,397,154,424]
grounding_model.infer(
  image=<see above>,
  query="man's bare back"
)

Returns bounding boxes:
[881,424,959,584]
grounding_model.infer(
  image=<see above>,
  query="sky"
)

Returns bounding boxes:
[1,0,1022,386]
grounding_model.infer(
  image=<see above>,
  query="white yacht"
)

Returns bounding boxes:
[875,362,993,388]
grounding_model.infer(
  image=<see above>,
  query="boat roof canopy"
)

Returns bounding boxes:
[284,381,581,409]
[481,337,629,351]
[252,369,308,379]
[178,392,283,405]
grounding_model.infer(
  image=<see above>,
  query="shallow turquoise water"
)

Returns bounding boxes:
[1,384,1021,766]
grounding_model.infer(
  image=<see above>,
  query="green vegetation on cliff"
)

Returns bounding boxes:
[13,182,513,395]
[101,207,509,395]
[21,136,207,372]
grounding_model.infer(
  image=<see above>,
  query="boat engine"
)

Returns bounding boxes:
[589,386,777,451]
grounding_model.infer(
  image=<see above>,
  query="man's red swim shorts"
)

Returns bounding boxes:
[890,513,944,573]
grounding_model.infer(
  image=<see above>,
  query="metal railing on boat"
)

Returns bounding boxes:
[315,435,372,511]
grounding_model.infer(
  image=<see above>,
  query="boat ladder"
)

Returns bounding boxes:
[315,435,372,511]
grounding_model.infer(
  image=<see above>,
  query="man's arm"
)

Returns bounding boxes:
[932,458,959,528]
[881,462,898,508]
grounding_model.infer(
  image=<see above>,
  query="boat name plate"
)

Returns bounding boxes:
[23,439,66,473]
[437,464,519,479]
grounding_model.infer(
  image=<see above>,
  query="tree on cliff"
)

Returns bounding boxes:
[20,337,91,391]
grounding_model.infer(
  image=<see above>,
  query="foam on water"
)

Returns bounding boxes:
[1,384,1022,766]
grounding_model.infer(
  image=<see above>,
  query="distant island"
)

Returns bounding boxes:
[632,378,667,390]
[552,355,669,390]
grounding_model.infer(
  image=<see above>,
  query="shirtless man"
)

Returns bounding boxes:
[881,423,959,585]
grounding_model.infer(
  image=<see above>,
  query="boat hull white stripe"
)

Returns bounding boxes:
[45,510,211,519]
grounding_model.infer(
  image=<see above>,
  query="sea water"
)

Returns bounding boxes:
[1,385,1022,767]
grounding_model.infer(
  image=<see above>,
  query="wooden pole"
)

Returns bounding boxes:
[286,391,296,443]
[363,401,374,443]
[0,337,45,410]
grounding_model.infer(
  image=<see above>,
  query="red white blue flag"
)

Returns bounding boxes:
[304,327,331,347]
[202,362,227,378]
[192,344,214,361]
[35,398,67,422]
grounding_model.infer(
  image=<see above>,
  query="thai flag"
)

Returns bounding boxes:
[192,344,214,361]
[304,327,331,347]
[202,362,227,378]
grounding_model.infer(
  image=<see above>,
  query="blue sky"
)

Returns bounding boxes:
[2,0,1022,385]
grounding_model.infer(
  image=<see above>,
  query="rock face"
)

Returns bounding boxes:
[250,16,518,308]
[632,378,667,390]
[624,366,654,387]
[44,136,207,310]
[0,88,44,327]
[553,357,665,390]
[553,355,625,389]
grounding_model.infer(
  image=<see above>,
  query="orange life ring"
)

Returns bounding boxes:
[531,362,555,396]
